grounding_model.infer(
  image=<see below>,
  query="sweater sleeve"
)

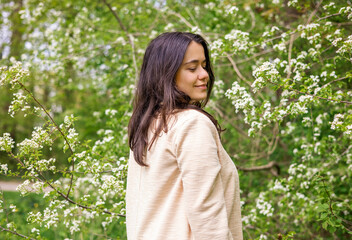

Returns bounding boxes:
[175,112,233,240]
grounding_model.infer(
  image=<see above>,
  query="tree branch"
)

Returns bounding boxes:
[287,33,296,79]
[237,161,280,176]
[320,76,348,89]
[322,179,352,232]
[267,122,280,156]
[252,30,298,49]
[235,48,275,64]
[101,0,138,82]
[269,80,352,105]
[0,225,36,240]
[247,6,256,32]
[6,151,125,218]
[207,101,249,138]
[0,190,10,224]
[16,81,74,155]
[101,0,127,33]
[225,53,252,87]
[306,0,323,25]
[317,13,341,21]
[14,80,76,198]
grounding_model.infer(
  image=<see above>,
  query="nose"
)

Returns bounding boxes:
[198,67,209,81]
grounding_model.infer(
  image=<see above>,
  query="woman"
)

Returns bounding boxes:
[127,32,243,240]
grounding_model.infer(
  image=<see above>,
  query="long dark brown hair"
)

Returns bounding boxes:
[128,32,222,166]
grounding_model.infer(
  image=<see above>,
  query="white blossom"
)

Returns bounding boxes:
[18,138,41,151]
[224,30,251,53]
[271,179,288,192]
[0,164,8,175]
[259,234,268,240]
[256,192,274,217]
[331,114,344,130]
[224,5,238,16]
[9,204,17,212]
[70,220,81,234]
[8,92,29,117]
[225,81,255,119]
[105,109,118,117]
[0,133,15,151]
[31,227,40,235]
[43,208,59,228]
[16,180,31,195]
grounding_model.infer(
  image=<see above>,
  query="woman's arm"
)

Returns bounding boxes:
[175,111,233,240]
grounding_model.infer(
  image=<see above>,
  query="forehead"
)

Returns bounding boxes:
[182,41,206,63]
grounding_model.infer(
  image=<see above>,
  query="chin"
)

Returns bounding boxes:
[190,97,207,102]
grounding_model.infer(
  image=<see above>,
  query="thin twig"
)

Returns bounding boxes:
[335,22,352,26]
[225,53,252,86]
[317,13,341,21]
[0,225,36,240]
[341,145,352,156]
[101,0,139,82]
[0,190,10,223]
[247,6,256,32]
[267,122,279,156]
[306,0,323,25]
[101,0,127,33]
[168,10,194,29]
[6,151,125,217]
[15,81,76,198]
[320,76,348,89]
[34,168,123,216]
[252,30,298,48]
[185,8,199,27]
[16,82,74,154]
[207,101,249,138]
[269,80,352,105]
[235,48,275,64]
[287,33,296,79]
[322,179,352,231]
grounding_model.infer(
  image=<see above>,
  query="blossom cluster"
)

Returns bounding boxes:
[0,164,8,175]
[252,61,280,92]
[0,132,15,152]
[225,81,255,121]
[256,192,274,217]
[331,114,344,130]
[0,0,351,239]
[0,60,30,88]
[224,30,251,54]
[335,35,352,55]
[8,92,30,118]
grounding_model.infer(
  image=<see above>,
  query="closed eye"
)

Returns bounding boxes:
[188,65,206,72]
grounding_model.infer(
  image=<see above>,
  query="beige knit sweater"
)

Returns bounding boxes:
[126,109,243,240]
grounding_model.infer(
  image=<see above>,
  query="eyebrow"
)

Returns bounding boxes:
[183,59,207,65]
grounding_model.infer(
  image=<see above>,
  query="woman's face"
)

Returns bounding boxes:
[175,41,209,102]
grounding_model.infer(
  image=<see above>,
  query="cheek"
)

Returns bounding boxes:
[176,72,191,88]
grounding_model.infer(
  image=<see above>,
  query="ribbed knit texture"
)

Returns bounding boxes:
[126,109,243,240]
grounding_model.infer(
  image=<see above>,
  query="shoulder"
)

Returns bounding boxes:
[172,109,218,135]
[172,109,220,150]
[176,109,212,122]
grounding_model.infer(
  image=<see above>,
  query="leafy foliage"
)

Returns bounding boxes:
[0,0,352,239]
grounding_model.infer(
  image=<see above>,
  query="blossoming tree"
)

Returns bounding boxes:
[0,0,351,239]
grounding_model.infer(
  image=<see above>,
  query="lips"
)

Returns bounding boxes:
[195,84,207,89]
